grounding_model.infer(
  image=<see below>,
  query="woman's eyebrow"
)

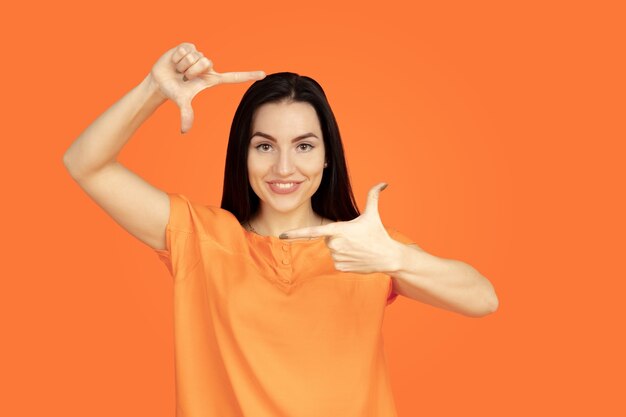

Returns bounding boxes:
[250,132,319,142]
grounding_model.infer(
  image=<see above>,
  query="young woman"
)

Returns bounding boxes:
[64,41,498,417]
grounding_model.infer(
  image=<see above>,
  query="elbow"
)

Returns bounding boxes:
[62,153,73,173]
[466,287,499,318]
[63,153,78,179]
[480,278,499,316]
[480,289,499,316]
[487,293,499,314]
[63,151,74,171]
[62,151,88,179]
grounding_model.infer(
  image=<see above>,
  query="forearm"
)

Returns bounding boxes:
[63,73,167,178]
[388,243,499,317]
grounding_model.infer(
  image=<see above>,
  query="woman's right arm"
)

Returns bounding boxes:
[62,42,265,251]
[63,73,166,179]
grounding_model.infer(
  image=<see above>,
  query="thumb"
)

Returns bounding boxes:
[178,100,195,134]
[177,80,214,133]
[363,182,388,218]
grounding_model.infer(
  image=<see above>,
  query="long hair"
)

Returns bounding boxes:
[220,72,360,224]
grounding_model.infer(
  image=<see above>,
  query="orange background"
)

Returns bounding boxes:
[1,0,624,416]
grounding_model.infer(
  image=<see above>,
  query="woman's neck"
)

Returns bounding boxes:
[248,206,324,237]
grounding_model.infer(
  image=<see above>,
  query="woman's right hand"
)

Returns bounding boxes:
[149,42,266,133]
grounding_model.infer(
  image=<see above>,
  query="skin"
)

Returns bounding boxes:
[281,182,500,316]
[246,100,333,238]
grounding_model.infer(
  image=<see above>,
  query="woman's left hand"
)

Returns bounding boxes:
[280,182,402,274]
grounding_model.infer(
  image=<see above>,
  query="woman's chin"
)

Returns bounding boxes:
[262,195,307,213]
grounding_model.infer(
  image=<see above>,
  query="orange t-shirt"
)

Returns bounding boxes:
[154,193,415,417]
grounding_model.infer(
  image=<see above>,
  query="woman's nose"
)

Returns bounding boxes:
[274,150,295,175]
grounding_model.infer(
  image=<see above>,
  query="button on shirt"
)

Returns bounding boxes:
[154,193,416,417]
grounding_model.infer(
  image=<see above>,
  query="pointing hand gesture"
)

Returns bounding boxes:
[280,182,403,274]
[149,42,266,133]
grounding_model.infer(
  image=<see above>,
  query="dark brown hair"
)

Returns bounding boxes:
[220,72,360,224]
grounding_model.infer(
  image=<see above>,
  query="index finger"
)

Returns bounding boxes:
[279,223,337,240]
[218,70,266,84]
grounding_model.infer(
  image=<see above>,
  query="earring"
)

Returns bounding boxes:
[324,162,328,168]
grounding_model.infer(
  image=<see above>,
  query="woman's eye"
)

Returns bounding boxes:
[255,143,314,152]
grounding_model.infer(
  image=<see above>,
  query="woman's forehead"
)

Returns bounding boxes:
[251,101,321,135]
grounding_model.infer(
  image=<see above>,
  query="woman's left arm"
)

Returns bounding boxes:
[386,242,499,317]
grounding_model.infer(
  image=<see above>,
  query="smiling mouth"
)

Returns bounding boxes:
[269,181,300,186]
[267,181,302,194]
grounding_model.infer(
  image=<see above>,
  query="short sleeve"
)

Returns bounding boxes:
[153,193,201,279]
[384,226,416,305]
[386,280,399,305]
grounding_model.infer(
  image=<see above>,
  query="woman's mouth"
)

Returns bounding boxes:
[267,181,302,194]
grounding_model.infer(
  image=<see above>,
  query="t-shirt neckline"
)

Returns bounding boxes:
[241,226,326,245]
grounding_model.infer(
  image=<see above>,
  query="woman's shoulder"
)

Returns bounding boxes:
[168,193,242,235]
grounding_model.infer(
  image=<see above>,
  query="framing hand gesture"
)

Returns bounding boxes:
[280,182,403,274]
[149,42,266,133]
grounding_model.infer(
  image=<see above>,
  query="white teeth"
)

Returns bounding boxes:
[273,182,296,189]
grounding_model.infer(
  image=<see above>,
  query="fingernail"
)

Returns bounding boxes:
[381,183,388,190]
[279,233,288,239]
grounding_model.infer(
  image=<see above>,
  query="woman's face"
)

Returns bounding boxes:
[247,100,326,216]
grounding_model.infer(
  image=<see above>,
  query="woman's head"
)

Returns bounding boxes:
[220,72,360,224]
